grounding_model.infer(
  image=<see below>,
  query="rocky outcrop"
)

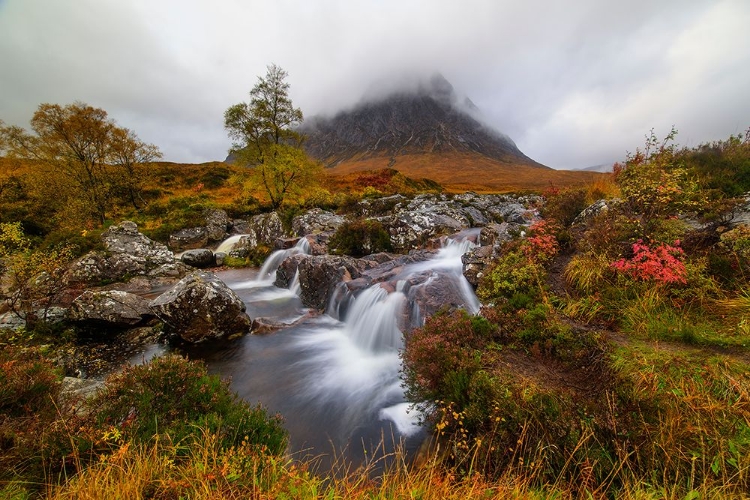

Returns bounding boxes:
[292,209,346,237]
[149,271,252,342]
[275,254,380,310]
[67,222,185,285]
[181,249,215,268]
[67,290,153,327]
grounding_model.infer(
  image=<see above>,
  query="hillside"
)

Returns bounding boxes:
[301,74,602,191]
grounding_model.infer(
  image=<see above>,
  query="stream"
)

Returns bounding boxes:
[177,231,481,469]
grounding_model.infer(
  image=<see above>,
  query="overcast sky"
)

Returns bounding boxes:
[1,0,749,170]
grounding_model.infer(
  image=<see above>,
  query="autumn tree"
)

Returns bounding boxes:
[224,64,320,209]
[0,102,161,227]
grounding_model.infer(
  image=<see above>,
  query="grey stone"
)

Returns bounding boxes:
[68,290,153,327]
[181,249,215,268]
[150,271,252,342]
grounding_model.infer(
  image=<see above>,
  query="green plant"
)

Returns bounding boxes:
[328,219,392,257]
[85,355,287,456]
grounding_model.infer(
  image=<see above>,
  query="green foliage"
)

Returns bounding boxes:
[401,309,497,407]
[478,248,546,304]
[85,355,287,456]
[328,219,392,257]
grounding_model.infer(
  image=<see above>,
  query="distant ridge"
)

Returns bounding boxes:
[301,74,548,178]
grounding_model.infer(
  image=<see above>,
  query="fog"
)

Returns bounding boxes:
[1,0,748,169]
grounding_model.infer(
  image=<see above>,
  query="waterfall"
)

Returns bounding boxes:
[256,237,310,282]
[198,229,482,466]
[214,234,248,254]
[343,285,406,353]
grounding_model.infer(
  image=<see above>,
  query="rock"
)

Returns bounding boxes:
[169,227,209,251]
[251,212,285,244]
[102,222,174,267]
[573,199,619,226]
[68,290,153,327]
[0,307,68,331]
[461,245,494,288]
[292,208,346,236]
[214,252,227,266]
[59,376,104,414]
[181,249,215,268]
[277,254,379,310]
[150,271,252,342]
[479,222,524,248]
[204,209,230,242]
[67,221,181,286]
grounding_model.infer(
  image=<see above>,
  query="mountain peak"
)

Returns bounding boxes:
[301,75,547,180]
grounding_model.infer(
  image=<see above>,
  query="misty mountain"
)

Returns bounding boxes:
[300,74,547,170]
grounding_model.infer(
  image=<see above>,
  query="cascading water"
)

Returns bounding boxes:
[214,234,248,254]
[256,237,310,282]
[186,230,481,468]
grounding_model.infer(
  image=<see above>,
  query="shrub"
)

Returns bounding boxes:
[84,355,287,456]
[328,219,392,257]
[611,240,687,285]
[401,309,497,407]
[0,345,62,484]
[541,187,588,227]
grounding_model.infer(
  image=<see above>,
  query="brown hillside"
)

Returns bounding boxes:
[325,152,604,193]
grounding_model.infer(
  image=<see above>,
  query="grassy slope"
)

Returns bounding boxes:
[324,151,604,192]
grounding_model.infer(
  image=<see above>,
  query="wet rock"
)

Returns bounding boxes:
[279,254,379,310]
[292,208,346,236]
[169,227,209,251]
[68,290,153,327]
[181,248,215,268]
[150,271,252,342]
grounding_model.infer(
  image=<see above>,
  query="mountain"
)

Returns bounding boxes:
[300,74,601,191]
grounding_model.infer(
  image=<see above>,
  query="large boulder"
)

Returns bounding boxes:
[67,222,183,285]
[103,221,174,266]
[181,249,215,268]
[276,254,378,310]
[68,290,153,327]
[150,271,252,342]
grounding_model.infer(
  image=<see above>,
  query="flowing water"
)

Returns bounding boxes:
[180,231,480,468]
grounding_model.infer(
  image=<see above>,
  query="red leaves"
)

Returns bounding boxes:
[612,240,687,284]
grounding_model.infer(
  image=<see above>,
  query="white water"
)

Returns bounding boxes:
[193,230,480,465]
[256,237,310,282]
[214,234,249,254]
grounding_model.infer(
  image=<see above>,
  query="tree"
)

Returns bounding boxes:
[0,102,161,226]
[224,64,318,209]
